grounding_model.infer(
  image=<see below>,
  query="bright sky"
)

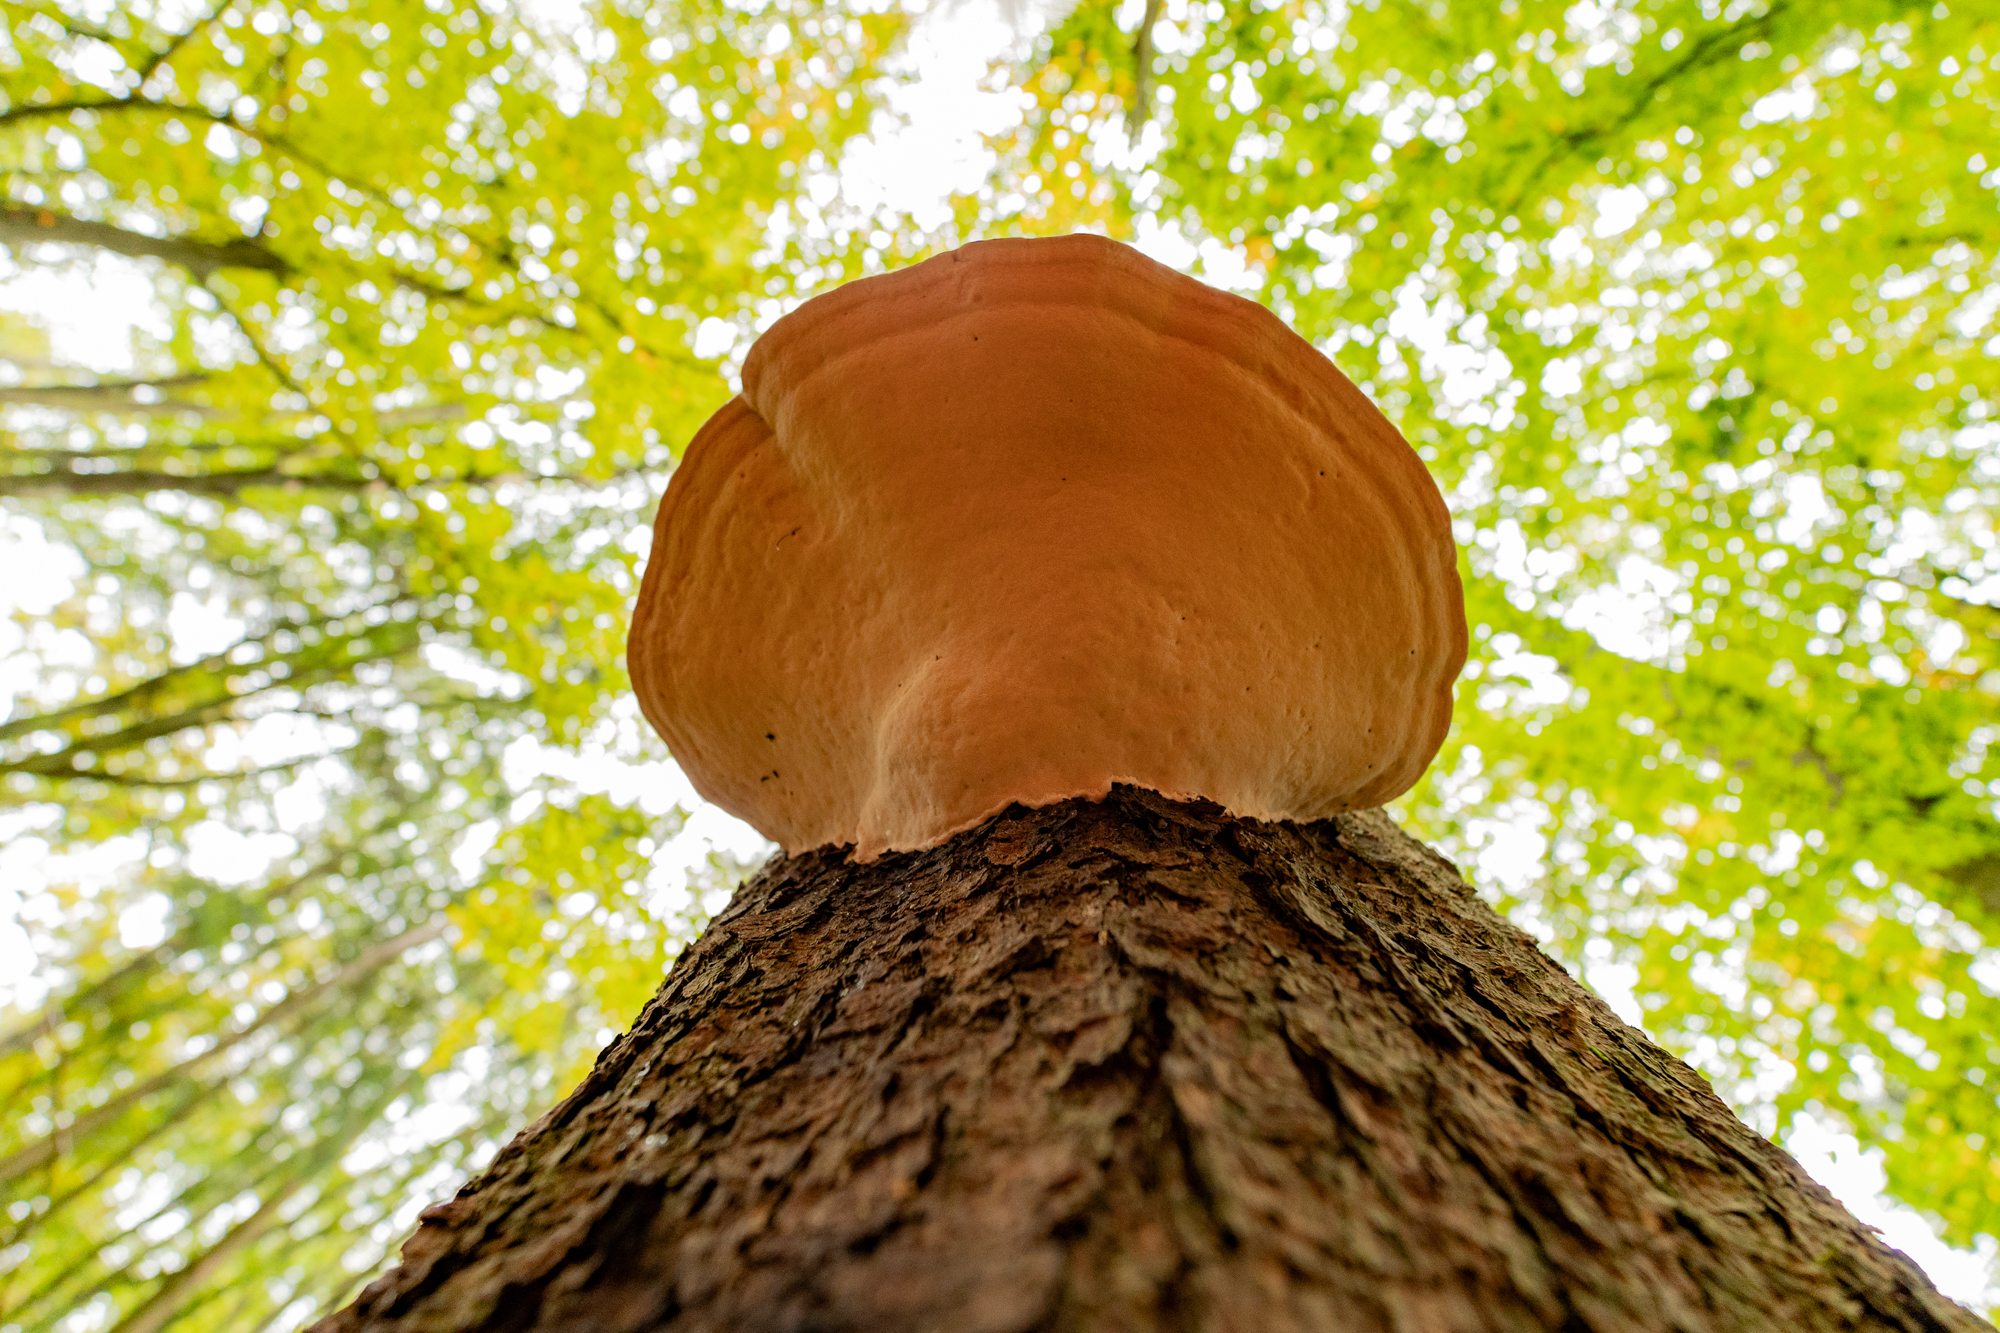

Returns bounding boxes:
[0,0,1993,1307]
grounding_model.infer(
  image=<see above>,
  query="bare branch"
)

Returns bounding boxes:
[197,279,318,406]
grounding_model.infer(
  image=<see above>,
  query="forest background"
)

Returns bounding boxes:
[0,0,1995,1330]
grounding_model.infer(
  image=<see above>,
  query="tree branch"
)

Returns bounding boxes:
[0,97,130,127]
[118,1065,427,1333]
[0,917,448,1186]
[107,1178,307,1333]
[1503,3,1792,213]
[0,115,623,349]
[136,1,230,84]
[6,752,346,788]
[3,438,252,460]
[0,1085,202,1253]
[0,605,399,742]
[20,3,123,50]
[0,1085,215,1319]
[0,372,215,415]
[1,450,623,502]
[0,847,353,1068]
[0,205,290,278]
[0,465,367,500]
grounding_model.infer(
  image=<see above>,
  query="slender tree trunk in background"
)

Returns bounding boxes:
[108,1177,306,1333]
[0,919,447,1187]
[318,789,1984,1333]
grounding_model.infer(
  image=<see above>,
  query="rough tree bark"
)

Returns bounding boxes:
[318,788,1985,1333]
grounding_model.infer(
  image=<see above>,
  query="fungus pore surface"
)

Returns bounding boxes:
[629,235,1467,860]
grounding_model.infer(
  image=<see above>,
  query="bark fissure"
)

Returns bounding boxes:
[319,789,1983,1333]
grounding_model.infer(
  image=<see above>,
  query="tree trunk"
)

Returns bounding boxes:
[317,789,1984,1333]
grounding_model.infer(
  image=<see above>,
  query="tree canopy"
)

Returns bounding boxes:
[2,0,1996,1328]
[986,0,2000,1269]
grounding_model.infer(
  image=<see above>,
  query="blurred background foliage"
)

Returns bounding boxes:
[0,0,895,1326]
[1,0,1997,1328]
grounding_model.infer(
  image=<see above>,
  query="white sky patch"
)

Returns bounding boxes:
[1128,214,1265,292]
[200,711,354,774]
[0,516,81,616]
[499,734,773,899]
[1775,473,1834,546]
[184,820,300,885]
[690,315,737,361]
[1787,1114,2000,1309]
[1540,355,1585,398]
[1565,555,1681,662]
[1750,76,1818,126]
[1592,184,1650,239]
[1547,224,1595,271]
[0,825,151,1011]
[1580,955,1645,1026]
[837,5,1026,230]
[0,250,165,373]
[423,642,527,699]
[165,590,249,662]
[1129,212,1200,268]
[1463,815,1549,892]
[271,766,334,834]
[0,834,51,1004]
[451,819,503,883]
[0,517,86,721]
[116,891,174,949]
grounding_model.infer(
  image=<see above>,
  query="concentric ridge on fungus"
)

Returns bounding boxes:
[628,234,1468,861]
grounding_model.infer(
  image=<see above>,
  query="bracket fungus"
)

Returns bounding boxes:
[629,234,1467,861]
